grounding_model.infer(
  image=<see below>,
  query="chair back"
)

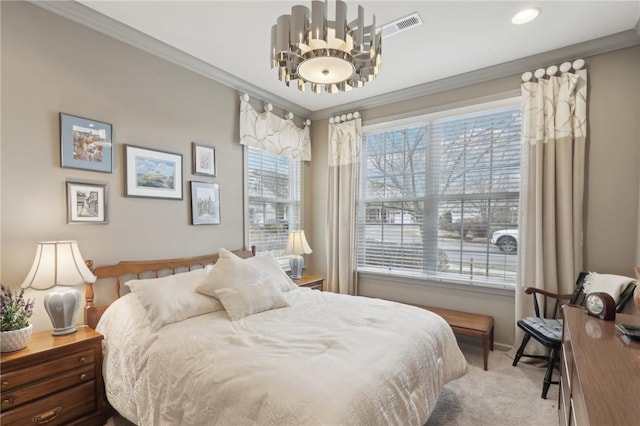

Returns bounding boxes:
[571,272,637,313]
[567,272,589,306]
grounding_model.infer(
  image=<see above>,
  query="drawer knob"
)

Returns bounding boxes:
[32,407,61,424]
[2,396,14,406]
[80,373,87,380]
[78,356,86,364]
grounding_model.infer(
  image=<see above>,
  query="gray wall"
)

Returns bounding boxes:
[309,45,640,348]
[0,2,250,330]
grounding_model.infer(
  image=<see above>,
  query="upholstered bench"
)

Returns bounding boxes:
[414,305,494,370]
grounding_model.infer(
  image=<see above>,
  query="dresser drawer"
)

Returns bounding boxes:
[0,380,96,426]
[1,364,95,411]
[1,349,94,392]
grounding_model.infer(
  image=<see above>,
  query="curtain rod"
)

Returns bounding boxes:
[241,93,311,127]
[329,111,361,124]
[522,59,585,82]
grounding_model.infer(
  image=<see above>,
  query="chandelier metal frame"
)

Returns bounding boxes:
[271,0,382,94]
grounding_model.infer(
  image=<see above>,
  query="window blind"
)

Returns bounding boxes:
[358,100,522,286]
[246,146,301,269]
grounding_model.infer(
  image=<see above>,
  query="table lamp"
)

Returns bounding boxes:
[285,230,312,280]
[21,241,96,335]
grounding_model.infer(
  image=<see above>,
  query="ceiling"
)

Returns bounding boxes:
[37,1,640,118]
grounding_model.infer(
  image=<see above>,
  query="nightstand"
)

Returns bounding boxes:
[0,326,107,426]
[292,274,324,291]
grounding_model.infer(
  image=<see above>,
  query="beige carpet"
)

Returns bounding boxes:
[427,340,558,426]
[106,340,558,426]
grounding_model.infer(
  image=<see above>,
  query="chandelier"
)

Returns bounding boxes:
[271,0,382,94]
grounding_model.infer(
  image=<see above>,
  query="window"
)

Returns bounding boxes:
[246,146,301,268]
[357,99,522,287]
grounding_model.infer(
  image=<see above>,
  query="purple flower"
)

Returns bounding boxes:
[0,283,34,332]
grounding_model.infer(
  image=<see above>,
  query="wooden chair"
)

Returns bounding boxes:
[512,272,636,399]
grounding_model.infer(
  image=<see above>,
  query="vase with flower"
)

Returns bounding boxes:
[1,284,35,352]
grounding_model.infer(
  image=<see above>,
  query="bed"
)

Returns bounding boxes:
[85,247,467,426]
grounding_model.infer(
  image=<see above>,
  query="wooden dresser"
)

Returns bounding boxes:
[0,326,107,425]
[559,306,640,426]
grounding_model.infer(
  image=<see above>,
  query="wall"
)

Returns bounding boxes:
[0,2,250,331]
[310,45,640,348]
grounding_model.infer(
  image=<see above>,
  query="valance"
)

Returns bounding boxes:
[239,99,311,161]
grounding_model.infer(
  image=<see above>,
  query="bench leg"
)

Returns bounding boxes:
[482,334,489,371]
[490,326,494,351]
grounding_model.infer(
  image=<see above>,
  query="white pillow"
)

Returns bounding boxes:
[244,255,297,292]
[196,248,262,296]
[583,272,635,301]
[125,267,223,330]
[213,280,289,320]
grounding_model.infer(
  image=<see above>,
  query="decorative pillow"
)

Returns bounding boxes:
[213,280,289,320]
[125,267,223,330]
[196,248,262,297]
[582,272,635,301]
[244,255,298,292]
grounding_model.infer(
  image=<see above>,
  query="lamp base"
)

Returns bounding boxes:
[44,287,82,336]
[289,255,304,280]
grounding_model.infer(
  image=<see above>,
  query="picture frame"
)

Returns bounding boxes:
[60,113,113,173]
[190,181,220,225]
[124,145,183,200]
[66,181,108,224]
[192,142,216,177]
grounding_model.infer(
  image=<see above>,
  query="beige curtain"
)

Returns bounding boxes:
[515,65,588,346]
[326,117,362,295]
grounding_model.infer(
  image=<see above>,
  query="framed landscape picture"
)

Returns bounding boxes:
[190,181,220,225]
[192,142,216,176]
[124,145,183,200]
[60,113,113,173]
[66,181,108,224]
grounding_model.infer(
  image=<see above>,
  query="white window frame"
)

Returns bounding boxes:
[357,96,522,289]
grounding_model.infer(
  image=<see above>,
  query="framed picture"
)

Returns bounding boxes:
[124,145,183,200]
[192,142,216,176]
[190,181,220,225]
[60,113,113,173]
[66,181,108,224]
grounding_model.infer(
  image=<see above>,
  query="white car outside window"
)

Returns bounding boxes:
[491,229,518,253]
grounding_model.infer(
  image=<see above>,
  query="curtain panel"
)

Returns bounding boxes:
[515,67,588,346]
[326,118,362,295]
[239,99,311,161]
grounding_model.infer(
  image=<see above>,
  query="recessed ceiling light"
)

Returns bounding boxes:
[512,7,541,25]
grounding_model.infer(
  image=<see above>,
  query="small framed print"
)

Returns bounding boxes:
[192,142,216,177]
[66,181,108,224]
[191,181,220,225]
[60,113,113,173]
[125,145,183,200]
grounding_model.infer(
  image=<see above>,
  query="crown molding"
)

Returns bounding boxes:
[27,0,311,118]
[309,29,640,120]
[29,1,639,122]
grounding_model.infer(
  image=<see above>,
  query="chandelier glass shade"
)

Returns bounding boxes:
[271,0,382,94]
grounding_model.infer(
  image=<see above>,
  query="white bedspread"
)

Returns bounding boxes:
[97,289,467,426]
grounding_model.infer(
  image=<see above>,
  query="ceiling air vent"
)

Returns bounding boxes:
[380,12,423,38]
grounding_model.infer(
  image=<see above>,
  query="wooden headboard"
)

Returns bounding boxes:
[84,246,256,329]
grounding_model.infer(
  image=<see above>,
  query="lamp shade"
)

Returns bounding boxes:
[21,241,95,336]
[285,231,312,256]
[21,241,96,290]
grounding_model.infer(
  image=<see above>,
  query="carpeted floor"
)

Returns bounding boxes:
[106,340,558,426]
[427,340,558,426]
